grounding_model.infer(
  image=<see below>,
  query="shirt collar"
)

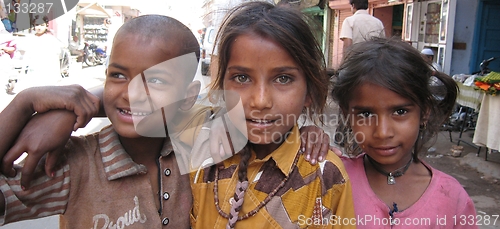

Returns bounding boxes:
[253,125,301,175]
[354,9,369,15]
[98,125,174,180]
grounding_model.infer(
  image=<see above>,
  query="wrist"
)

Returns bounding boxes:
[14,88,39,115]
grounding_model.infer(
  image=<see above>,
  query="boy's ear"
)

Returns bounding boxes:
[179,80,201,111]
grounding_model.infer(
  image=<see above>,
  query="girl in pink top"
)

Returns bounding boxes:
[331,38,478,228]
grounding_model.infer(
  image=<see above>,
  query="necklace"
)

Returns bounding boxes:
[213,151,301,221]
[366,154,413,185]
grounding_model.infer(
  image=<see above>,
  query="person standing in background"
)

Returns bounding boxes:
[421,48,442,72]
[340,0,385,52]
[21,15,61,89]
[0,0,12,33]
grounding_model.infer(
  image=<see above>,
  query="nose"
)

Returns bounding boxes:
[373,115,394,139]
[248,82,272,110]
[127,73,150,106]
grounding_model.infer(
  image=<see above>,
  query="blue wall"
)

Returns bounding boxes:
[450,0,478,76]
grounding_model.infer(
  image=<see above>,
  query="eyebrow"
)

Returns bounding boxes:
[108,63,128,71]
[351,103,415,111]
[144,68,172,76]
[226,65,300,72]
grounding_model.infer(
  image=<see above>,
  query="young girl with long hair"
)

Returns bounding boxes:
[190,2,355,228]
[332,37,477,228]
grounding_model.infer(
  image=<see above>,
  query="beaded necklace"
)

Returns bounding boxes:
[213,150,301,221]
[366,154,413,185]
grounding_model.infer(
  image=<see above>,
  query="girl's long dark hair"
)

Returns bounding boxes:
[331,37,458,161]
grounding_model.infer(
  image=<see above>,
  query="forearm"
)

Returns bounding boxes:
[88,85,106,117]
[342,38,352,55]
[0,90,38,157]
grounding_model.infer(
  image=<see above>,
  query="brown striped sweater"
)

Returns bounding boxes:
[0,125,192,229]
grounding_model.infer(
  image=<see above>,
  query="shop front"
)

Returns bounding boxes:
[328,0,456,74]
[75,1,111,49]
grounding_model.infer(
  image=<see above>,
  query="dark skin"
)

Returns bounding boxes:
[0,90,330,190]
[0,85,99,214]
[0,85,99,183]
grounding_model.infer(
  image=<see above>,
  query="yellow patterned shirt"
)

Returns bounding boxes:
[190,125,356,228]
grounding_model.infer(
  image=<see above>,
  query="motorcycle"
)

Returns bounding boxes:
[83,42,107,66]
[442,56,498,132]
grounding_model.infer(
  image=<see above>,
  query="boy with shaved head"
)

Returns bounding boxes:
[0,15,201,228]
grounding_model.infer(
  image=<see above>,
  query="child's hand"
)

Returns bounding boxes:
[1,110,75,189]
[330,145,344,157]
[21,85,100,131]
[209,117,232,164]
[300,125,330,165]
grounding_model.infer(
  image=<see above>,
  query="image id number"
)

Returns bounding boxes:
[453,214,499,226]
[7,2,53,14]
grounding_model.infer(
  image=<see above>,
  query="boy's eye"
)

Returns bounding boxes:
[109,73,126,79]
[394,109,408,116]
[275,75,292,84]
[234,75,249,83]
[147,77,167,84]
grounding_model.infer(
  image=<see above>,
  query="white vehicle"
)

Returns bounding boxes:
[200,26,216,76]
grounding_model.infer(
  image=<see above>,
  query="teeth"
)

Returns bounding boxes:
[120,109,151,116]
[252,119,271,124]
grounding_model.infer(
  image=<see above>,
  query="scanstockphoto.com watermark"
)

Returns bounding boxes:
[297,214,500,227]
[3,0,80,31]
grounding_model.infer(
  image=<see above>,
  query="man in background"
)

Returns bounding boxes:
[421,48,442,72]
[340,0,385,51]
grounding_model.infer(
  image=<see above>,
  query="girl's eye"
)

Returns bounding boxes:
[394,109,408,116]
[275,75,292,84]
[234,75,249,83]
[357,111,374,118]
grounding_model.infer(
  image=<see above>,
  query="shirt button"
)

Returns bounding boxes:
[163,192,170,200]
[162,217,169,225]
[164,168,171,176]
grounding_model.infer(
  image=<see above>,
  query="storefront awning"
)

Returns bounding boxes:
[76,2,111,17]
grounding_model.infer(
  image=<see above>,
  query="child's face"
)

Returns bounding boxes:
[104,34,198,138]
[34,23,47,34]
[223,34,311,150]
[347,82,421,169]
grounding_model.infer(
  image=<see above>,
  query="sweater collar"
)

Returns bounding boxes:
[98,125,174,180]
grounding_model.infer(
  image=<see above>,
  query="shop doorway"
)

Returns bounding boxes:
[373,4,404,39]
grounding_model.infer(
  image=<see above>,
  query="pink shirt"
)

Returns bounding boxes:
[342,155,477,228]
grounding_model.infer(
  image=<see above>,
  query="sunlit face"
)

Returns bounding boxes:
[104,33,197,138]
[223,34,311,153]
[348,82,421,169]
[34,22,47,35]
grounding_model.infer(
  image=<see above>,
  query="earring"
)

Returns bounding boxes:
[420,122,427,130]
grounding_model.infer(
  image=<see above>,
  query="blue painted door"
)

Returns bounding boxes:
[471,0,500,73]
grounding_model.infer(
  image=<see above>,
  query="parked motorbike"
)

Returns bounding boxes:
[83,42,107,66]
[442,56,498,132]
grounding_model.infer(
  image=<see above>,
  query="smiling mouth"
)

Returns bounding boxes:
[249,119,275,124]
[119,108,152,116]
